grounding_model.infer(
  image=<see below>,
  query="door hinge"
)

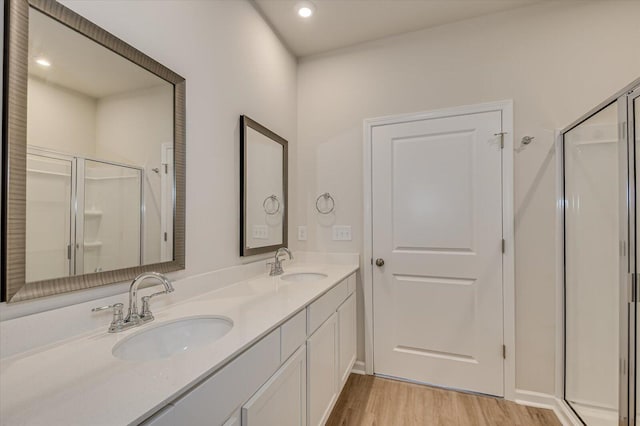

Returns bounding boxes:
[501,239,505,254]
[494,132,506,149]
[164,163,168,174]
[67,244,72,260]
[164,232,168,242]
[370,258,373,265]
[631,272,637,303]
[502,345,506,359]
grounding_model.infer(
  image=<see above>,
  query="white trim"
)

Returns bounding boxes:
[514,390,582,426]
[362,100,516,399]
[351,360,366,375]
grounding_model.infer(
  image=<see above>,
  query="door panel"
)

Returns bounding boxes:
[372,110,504,396]
[392,131,475,251]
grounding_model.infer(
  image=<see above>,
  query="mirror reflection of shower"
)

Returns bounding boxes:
[26,147,144,282]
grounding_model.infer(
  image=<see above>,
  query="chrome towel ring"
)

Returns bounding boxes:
[316,192,335,214]
[263,195,281,215]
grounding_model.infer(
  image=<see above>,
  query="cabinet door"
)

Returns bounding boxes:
[307,312,338,426]
[338,293,357,387]
[242,345,307,426]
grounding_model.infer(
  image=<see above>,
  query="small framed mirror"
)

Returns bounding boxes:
[240,116,288,256]
[2,0,185,302]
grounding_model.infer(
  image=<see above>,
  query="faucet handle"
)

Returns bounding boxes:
[92,303,125,333]
[92,302,124,314]
[140,289,173,320]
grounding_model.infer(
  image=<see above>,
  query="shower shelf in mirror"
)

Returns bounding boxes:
[84,210,103,217]
[83,242,103,249]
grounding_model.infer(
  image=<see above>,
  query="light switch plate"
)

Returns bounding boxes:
[298,226,307,241]
[332,225,352,241]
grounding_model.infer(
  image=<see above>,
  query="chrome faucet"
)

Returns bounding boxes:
[268,247,293,276]
[92,272,174,333]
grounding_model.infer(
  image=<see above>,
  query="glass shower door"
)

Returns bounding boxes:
[564,101,620,425]
[80,159,142,274]
[25,153,73,282]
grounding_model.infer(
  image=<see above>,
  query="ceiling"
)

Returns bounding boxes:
[253,0,542,58]
[29,7,169,99]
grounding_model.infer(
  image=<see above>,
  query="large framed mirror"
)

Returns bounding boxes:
[240,116,288,256]
[2,0,186,302]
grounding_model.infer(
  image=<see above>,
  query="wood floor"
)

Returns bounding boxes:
[326,374,562,426]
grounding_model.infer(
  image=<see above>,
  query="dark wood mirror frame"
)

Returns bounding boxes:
[1,0,186,302]
[240,115,288,257]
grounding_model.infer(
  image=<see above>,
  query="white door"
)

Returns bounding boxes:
[372,109,505,396]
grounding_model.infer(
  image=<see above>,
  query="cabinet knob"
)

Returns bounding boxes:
[375,258,385,267]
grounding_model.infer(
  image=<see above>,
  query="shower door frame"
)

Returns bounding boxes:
[560,78,640,426]
[629,86,640,426]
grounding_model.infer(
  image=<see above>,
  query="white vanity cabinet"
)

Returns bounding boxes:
[142,272,357,426]
[338,292,357,387]
[307,274,357,426]
[242,345,307,426]
[142,329,281,426]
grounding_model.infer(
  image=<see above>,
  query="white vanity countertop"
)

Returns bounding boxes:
[0,263,358,426]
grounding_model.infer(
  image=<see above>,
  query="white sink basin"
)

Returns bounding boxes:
[281,272,328,283]
[112,316,233,361]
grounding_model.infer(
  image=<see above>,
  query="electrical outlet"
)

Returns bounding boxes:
[298,226,307,241]
[332,225,352,241]
[252,225,268,239]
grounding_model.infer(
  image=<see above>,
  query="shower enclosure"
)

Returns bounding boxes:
[562,78,640,426]
[26,147,143,282]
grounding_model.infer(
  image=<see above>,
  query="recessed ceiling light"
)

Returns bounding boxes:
[296,1,315,18]
[35,58,51,67]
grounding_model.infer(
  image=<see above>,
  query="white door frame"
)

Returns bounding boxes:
[362,100,516,401]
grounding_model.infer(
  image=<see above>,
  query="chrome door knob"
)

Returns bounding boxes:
[375,258,385,267]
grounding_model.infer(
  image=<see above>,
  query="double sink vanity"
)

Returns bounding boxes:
[0,260,359,425]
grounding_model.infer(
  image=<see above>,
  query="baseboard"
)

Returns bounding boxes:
[515,389,582,426]
[351,360,366,375]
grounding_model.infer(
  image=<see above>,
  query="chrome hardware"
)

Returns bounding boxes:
[269,247,293,276]
[494,132,506,149]
[92,303,125,333]
[521,136,535,145]
[315,192,335,214]
[375,258,385,267]
[140,287,174,321]
[263,195,281,215]
[93,272,174,333]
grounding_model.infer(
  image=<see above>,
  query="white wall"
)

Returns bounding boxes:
[294,1,640,394]
[27,77,97,156]
[0,1,297,315]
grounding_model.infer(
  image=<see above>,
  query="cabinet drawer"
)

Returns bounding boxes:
[281,309,306,363]
[165,329,281,425]
[307,279,348,335]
